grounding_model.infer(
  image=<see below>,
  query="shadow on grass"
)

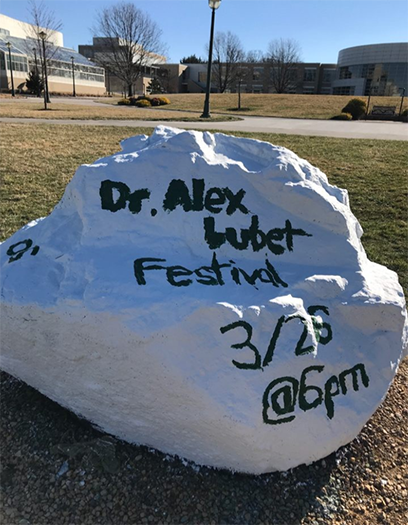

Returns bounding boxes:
[226,107,253,112]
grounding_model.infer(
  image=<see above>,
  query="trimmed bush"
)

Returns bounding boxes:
[331,113,353,121]
[117,98,130,106]
[150,97,161,107]
[401,108,408,122]
[136,99,152,108]
[158,96,170,106]
[341,98,367,120]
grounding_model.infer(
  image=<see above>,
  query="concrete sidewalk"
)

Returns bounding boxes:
[1,115,407,141]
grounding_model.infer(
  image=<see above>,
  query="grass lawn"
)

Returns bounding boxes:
[2,94,406,121]
[102,93,408,120]
[1,123,407,294]
[0,101,239,122]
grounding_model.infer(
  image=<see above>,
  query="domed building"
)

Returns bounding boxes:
[331,43,408,96]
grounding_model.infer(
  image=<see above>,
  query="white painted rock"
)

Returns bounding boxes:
[1,127,407,474]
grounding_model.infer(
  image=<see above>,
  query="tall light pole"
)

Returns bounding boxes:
[6,42,15,97]
[200,0,222,119]
[39,31,50,107]
[70,56,76,97]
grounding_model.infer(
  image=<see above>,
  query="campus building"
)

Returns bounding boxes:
[331,43,408,96]
[231,62,336,95]
[0,14,105,95]
[155,62,337,95]
[78,38,166,96]
[2,12,406,99]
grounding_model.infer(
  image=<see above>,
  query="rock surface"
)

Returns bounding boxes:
[0,126,406,474]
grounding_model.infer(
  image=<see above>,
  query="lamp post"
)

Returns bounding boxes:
[70,56,76,97]
[200,0,222,119]
[399,87,406,117]
[6,42,15,97]
[39,31,50,107]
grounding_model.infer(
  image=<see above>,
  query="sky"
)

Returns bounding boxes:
[1,0,408,64]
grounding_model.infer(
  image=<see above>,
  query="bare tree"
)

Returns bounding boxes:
[211,31,245,93]
[235,64,250,109]
[24,0,63,101]
[266,38,302,93]
[24,0,62,57]
[245,50,265,63]
[92,2,166,97]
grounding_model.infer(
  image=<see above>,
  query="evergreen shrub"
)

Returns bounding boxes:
[341,98,367,120]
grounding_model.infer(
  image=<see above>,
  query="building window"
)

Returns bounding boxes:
[236,66,248,83]
[339,67,352,79]
[361,64,375,79]
[45,59,104,83]
[198,72,207,83]
[288,68,298,81]
[252,67,264,81]
[333,86,355,95]
[303,68,316,82]
[322,69,336,83]
[6,54,28,72]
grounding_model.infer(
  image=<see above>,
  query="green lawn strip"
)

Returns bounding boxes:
[1,123,406,294]
[147,94,408,120]
[6,93,406,120]
[0,102,240,122]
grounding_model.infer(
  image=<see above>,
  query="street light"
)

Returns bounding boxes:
[39,30,50,108]
[200,0,222,119]
[70,56,76,97]
[5,42,15,97]
[399,87,406,117]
